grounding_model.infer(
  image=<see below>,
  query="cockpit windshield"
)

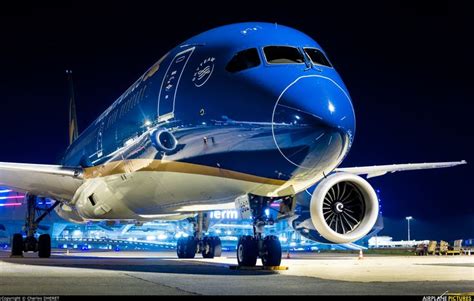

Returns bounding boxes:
[226,48,261,73]
[263,46,305,64]
[304,48,332,67]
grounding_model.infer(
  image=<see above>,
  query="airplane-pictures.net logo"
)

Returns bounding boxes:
[192,57,215,87]
[423,295,472,301]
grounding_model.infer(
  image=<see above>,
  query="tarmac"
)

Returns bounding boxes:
[0,250,473,295]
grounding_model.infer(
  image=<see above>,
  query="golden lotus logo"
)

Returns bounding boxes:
[192,57,215,87]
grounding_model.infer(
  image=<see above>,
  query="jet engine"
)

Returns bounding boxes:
[290,172,380,244]
[308,172,379,243]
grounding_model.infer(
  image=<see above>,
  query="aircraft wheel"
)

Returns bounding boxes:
[261,235,282,267]
[177,237,186,258]
[11,233,23,256]
[237,236,258,266]
[213,236,222,257]
[177,236,197,258]
[202,236,222,258]
[38,234,51,258]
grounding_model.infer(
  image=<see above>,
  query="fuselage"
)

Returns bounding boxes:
[60,22,356,220]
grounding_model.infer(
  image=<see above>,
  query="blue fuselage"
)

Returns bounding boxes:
[62,22,356,193]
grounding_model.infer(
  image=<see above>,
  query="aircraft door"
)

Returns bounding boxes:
[157,47,195,121]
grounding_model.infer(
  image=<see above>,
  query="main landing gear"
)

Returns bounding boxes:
[237,195,291,267]
[11,194,59,258]
[176,212,222,259]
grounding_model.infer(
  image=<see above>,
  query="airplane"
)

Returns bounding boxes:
[0,22,466,266]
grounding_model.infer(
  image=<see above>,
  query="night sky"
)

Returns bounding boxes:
[0,2,472,241]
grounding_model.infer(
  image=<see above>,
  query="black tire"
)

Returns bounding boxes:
[177,237,186,258]
[38,234,51,258]
[237,236,258,266]
[177,236,197,258]
[202,236,222,258]
[261,235,282,266]
[185,237,198,258]
[213,237,222,257]
[11,233,23,256]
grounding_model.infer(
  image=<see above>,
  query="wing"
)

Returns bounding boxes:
[0,162,83,201]
[335,160,467,179]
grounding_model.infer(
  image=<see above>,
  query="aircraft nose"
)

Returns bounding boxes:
[271,76,355,171]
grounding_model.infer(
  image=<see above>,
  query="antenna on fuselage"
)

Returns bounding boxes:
[66,70,79,145]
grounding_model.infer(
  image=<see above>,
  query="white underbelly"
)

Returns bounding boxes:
[114,171,279,213]
[72,171,282,221]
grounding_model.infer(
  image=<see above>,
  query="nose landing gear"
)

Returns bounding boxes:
[237,195,287,267]
[237,234,282,267]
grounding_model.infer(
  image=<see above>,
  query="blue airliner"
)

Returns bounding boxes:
[0,22,465,266]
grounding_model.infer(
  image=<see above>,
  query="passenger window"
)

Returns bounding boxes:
[263,46,305,64]
[304,48,332,67]
[226,48,261,73]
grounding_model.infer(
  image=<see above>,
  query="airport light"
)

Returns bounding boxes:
[157,234,168,240]
[0,195,24,200]
[175,232,188,239]
[0,202,22,207]
[406,216,413,241]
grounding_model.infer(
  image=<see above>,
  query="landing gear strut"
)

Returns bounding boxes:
[176,212,222,259]
[11,194,58,258]
[237,195,286,267]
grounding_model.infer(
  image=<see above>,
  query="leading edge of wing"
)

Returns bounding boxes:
[335,160,467,179]
[0,162,83,178]
[0,162,83,200]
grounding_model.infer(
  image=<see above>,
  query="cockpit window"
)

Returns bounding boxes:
[263,46,305,64]
[304,48,332,67]
[226,48,261,73]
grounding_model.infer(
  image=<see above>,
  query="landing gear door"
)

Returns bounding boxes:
[235,195,252,219]
[157,47,195,122]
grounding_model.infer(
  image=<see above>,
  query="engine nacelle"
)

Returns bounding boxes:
[71,179,137,220]
[308,172,379,243]
[54,203,86,224]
